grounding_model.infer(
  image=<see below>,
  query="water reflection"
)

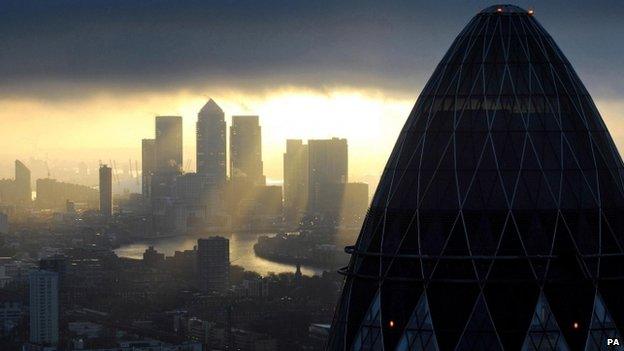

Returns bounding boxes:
[114,233,325,276]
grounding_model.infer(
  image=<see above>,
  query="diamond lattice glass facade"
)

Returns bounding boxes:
[328,5,624,350]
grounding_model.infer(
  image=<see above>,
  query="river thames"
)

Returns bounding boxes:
[114,232,326,276]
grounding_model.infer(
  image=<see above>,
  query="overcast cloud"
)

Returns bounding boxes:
[1,0,623,99]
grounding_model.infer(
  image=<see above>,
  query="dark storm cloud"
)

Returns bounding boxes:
[1,0,623,98]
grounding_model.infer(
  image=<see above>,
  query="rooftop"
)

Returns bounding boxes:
[480,4,531,14]
[199,98,223,115]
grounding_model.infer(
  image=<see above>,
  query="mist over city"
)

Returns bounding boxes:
[2,1,624,351]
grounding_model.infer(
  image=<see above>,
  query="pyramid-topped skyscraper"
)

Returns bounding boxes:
[329,5,624,350]
[197,98,227,184]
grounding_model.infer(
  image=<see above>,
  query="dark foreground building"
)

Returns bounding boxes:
[329,5,624,350]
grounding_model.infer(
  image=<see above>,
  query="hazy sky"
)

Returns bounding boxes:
[1,0,624,182]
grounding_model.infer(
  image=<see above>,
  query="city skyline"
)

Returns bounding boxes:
[0,96,387,187]
[0,100,381,194]
[1,2,624,351]
[2,1,624,184]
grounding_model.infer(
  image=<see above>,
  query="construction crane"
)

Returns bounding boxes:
[110,159,120,186]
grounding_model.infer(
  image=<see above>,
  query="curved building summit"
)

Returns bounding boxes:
[329,4,624,351]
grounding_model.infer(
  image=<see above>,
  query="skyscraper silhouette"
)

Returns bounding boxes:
[196,100,227,219]
[14,160,31,205]
[230,116,265,186]
[197,236,230,293]
[29,270,59,346]
[329,5,624,350]
[152,116,183,203]
[99,165,112,218]
[196,99,226,184]
[284,140,309,224]
[308,138,348,215]
[155,116,183,174]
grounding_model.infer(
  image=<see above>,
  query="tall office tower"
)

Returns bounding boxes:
[329,5,624,350]
[307,138,348,214]
[155,116,183,174]
[283,140,309,223]
[99,165,112,217]
[141,139,156,199]
[196,99,226,184]
[230,116,265,185]
[14,160,31,205]
[197,236,229,293]
[29,270,59,346]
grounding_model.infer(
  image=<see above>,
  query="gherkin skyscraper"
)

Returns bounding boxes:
[329,5,624,351]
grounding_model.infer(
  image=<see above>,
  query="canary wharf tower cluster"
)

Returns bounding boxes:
[329,5,624,351]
